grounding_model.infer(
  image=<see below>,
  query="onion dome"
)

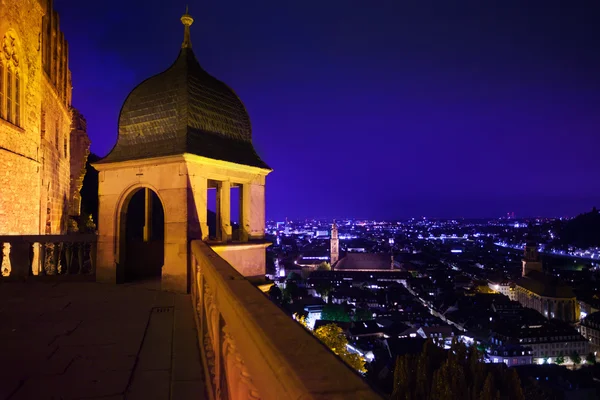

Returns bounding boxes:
[98,9,269,169]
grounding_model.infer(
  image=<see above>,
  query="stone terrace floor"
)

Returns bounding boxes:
[0,281,206,400]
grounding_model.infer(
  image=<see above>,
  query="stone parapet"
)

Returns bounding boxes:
[190,240,382,400]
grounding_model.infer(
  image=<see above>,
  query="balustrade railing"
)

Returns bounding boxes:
[190,240,381,400]
[0,234,97,279]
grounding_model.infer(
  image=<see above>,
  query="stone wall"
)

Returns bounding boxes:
[0,145,40,233]
[0,0,44,234]
[0,0,89,234]
[40,78,72,233]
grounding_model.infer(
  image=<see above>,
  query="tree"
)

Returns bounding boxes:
[314,323,366,373]
[314,280,333,303]
[585,352,596,365]
[286,271,302,282]
[283,281,301,304]
[268,285,282,303]
[317,261,331,271]
[570,351,581,367]
[294,313,309,329]
[391,340,524,400]
[321,304,351,322]
[481,373,500,400]
[555,355,565,365]
[353,308,374,321]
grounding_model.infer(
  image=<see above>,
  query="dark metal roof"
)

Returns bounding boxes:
[335,253,394,271]
[516,271,575,298]
[98,47,269,169]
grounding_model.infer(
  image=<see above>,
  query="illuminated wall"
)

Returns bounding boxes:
[0,0,89,234]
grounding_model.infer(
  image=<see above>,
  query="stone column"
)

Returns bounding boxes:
[239,184,250,242]
[96,192,119,284]
[189,175,209,241]
[216,181,231,242]
[143,188,153,242]
[249,184,265,240]
[161,187,189,293]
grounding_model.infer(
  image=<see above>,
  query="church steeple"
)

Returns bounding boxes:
[330,220,339,266]
[181,6,194,49]
[522,242,542,277]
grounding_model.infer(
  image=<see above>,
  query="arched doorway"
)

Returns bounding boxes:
[118,187,165,283]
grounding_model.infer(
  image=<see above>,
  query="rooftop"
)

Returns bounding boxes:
[515,270,575,298]
[98,13,269,169]
[335,253,394,271]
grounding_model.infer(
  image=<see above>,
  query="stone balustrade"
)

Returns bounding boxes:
[190,240,382,400]
[0,234,96,278]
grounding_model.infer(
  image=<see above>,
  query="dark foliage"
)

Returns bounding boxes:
[552,207,600,249]
[80,153,100,227]
[391,339,524,400]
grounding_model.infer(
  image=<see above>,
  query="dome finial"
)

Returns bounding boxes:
[181,6,194,49]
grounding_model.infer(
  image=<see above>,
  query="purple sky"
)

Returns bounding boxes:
[55,0,600,220]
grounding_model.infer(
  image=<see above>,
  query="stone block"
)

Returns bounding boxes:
[211,243,268,277]
[127,370,171,400]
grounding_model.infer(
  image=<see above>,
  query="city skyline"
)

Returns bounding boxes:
[56,0,600,220]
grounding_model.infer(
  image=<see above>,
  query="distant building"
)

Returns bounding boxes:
[485,346,533,367]
[580,312,600,353]
[488,280,515,301]
[514,243,579,323]
[491,319,589,365]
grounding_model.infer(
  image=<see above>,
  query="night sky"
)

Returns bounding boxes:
[55,0,600,220]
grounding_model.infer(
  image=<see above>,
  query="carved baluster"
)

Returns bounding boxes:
[1,242,11,277]
[39,242,47,275]
[43,243,53,274]
[64,242,73,274]
[77,242,84,274]
[31,242,41,276]
[89,240,97,275]
[54,242,62,274]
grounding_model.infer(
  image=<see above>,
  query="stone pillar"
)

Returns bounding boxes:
[189,175,209,241]
[216,181,231,242]
[143,188,153,242]
[249,184,265,240]
[161,187,189,293]
[96,191,119,284]
[239,184,250,242]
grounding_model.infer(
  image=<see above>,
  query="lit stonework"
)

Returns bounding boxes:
[330,220,339,265]
[0,0,90,235]
[94,11,271,293]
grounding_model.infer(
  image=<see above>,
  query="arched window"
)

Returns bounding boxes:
[6,67,12,123]
[15,72,20,127]
[2,32,21,126]
[63,133,67,158]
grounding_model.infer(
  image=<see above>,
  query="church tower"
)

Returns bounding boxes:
[522,242,542,277]
[330,221,339,266]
